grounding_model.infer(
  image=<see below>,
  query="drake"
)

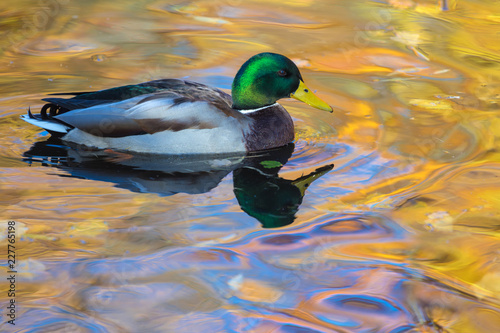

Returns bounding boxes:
[21,53,332,154]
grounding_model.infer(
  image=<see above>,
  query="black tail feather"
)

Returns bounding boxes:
[28,106,35,119]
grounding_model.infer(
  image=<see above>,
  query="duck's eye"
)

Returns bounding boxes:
[277,69,287,77]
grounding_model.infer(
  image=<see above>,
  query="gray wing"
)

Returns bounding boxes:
[55,89,241,138]
[55,96,151,137]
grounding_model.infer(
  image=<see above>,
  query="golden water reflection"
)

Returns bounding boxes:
[1,0,500,331]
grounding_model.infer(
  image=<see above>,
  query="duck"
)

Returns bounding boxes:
[21,52,332,154]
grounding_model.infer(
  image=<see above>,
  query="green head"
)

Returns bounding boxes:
[231,53,332,112]
[231,53,301,110]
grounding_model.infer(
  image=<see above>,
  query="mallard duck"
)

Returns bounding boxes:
[21,53,332,154]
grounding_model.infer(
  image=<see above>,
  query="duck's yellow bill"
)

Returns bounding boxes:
[290,80,333,112]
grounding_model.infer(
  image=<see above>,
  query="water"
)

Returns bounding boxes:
[1,0,500,332]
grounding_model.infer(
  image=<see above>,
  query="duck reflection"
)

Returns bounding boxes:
[234,165,333,228]
[23,139,333,228]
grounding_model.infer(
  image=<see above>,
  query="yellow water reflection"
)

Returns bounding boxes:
[1,0,500,331]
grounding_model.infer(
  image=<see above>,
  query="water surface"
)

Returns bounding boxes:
[1,0,500,332]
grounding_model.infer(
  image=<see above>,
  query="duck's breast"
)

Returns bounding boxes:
[242,104,295,152]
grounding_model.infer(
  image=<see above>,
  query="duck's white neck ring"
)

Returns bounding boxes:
[237,103,279,114]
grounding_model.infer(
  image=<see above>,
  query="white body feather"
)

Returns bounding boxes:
[63,126,246,154]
